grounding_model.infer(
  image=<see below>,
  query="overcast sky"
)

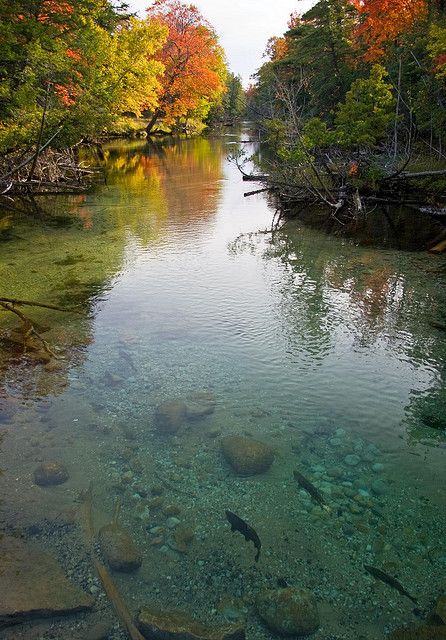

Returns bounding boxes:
[127,1,315,85]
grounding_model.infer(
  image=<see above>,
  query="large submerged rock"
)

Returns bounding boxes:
[388,626,446,640]
[98,523,142,572]
[256,587,319,637]
[0,536,93,627]
[155,400,187,434]
[137,607,245,640]
[33,461,69,486]
[185,392,216,420]
[221,435,274,475]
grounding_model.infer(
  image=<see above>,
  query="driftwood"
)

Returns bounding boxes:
[80,484,146,640]
[0,297,79,358]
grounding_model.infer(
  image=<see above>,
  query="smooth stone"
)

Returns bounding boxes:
[344,454,361,467]
[33,461,69,486]
[83,621,113,640]
[387,625,446,639]
[371,479,387,496]
[155,400,187,434]
[137,606,245,640]
[98,523,142,572]
[0,536,93,626]
[372,463,385,473]
[166,517,181,529]
[185,392,216,420]
[221,435,274,476]
[256,587,319,637]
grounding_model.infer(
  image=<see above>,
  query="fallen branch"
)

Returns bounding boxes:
[80,484,146,640]
[0,297,79,313]
[0,301,60,359]
[244,188,270,197]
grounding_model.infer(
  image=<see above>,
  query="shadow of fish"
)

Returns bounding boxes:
[364,564,418,604]
[225,510,261,562]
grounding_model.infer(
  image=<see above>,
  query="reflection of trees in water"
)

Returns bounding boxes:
[102,137,225,244]
[263,227,444,360]
[0,137,226,399]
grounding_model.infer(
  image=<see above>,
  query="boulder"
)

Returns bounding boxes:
[185,392,216,420]
[431,595,446,625]
[137,607,245,640]
[388,626,446,639]
[221,436,274,475]
[98,523,142,572]
[0,536,93,627]
[33,461,69,486]
[256,587,319,637]
[155,400,187,434]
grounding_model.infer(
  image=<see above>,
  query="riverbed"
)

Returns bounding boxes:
[0,130,445,639]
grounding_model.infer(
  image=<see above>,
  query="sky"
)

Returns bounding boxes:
[127,0,315,86]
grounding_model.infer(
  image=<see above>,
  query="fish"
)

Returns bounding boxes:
[364,565,418,604]
[293,470,330,511]
[225,510,261,562]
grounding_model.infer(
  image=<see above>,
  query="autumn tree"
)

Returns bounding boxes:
[352,0,428,61]
[0,1,166,150]
[145,0,226,134]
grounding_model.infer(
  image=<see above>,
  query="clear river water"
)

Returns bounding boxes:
[0,130,445,640]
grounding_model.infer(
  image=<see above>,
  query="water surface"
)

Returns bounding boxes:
[0,131,445,639]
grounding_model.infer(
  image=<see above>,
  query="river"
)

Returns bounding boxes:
[0,130,445,639]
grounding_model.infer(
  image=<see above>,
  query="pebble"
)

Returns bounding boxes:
[372,463,385,473]
[166,517,181,529]
[344,454,361,467]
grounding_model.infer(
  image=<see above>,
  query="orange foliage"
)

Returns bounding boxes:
[37,0,74,24]
[352,0,428,60]
[147,0,224,124]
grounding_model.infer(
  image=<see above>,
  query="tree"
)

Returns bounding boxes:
[335,64,395,146]
[0,1,167,150]
[352,0,428,61]
[145,0,226,133]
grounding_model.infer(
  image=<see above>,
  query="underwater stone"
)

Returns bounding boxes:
[371,479,387,496]
[83,620,113,640]
[98,523,142,572]
[372,463,385,473]
[33,461,69,486]
[185,392,216,420]
[0,536,93,626]
[344,454,361,467]
[137,607,245,640]
[155,400,187,434]
[256,587,319,637]
[431,595,446,624]
[387,625,446,639]
[221,436,274,476]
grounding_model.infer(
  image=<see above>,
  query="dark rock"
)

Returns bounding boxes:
[137,607,245,640]
[155,400,187,434]
[33,461,69,486]
[0,536,93,627]
[98,523,142,572]
[256,587,319,636]
[221,436,274,475]
[388,625,446,639]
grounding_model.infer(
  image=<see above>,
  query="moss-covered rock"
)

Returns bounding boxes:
[256,587,319,637]
[221,436,274,475]
[98,523,142,572]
